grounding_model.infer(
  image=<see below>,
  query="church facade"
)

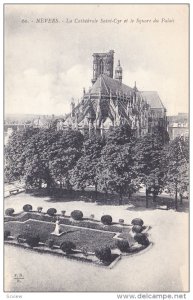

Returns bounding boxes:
[57,50,167,137]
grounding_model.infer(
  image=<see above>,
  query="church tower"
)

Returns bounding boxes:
[115,60,123,84]
[92,50,114,84]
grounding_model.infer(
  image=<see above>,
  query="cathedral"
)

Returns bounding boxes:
[57,50,167,136]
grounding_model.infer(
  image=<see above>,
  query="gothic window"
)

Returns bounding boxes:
[99,59,104,74]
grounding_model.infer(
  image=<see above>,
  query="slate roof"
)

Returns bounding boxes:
[140,91,165,110]
[89,74,133,96]
[89,75,164,110]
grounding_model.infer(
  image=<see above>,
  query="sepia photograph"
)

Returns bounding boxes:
[3,3,189,293]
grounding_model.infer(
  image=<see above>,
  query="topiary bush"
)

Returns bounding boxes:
[37,207,43,213]
[47,208,57,216]
[101,215,112,225]
[131,218,144,227]
[61,210,66,217]
[46,239,54,249]
[95,246,112,262]
[132,225,143,234]
[5,208,15,216]
[17,234,25,244]
[4,230,11,240]
[23,204,33,212]
[71,210,83,220]
[26,235,40,248]
[134,233,149,246]
[119,219,124,225]
[60,241,76,254]
[116,239,130,252]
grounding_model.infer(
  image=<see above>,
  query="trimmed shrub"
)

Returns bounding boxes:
[132,225,143,234]
[61,210,66,217]
[71,210,83,220]
[47,208,57,216]
[131,218,144,227]
[60,241,76,254]
[5,208,15,216]
[37,207,43,213]
[134,233,149,246]
[17,235,25,244]
[95,246,112,262]
[23,204,33,212]
[101,215,112,225]
[116,240,130,252]
[46,239,54,249]
[119,219,124,225]
[26,235,40,248]
[4,230,11,240]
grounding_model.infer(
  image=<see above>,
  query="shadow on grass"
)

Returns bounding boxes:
[25,188,189,213]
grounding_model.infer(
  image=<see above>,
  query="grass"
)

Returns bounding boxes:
[4,211,128,232]
[4,219,121,252]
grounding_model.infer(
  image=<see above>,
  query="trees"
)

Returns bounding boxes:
[48,129,84,189]
[98,143,136,205]
[5,127,39,182]
[97,125,138,205]
[162,136,189,210]
[70,135,105,197]
[5,127,84,190]
[133,131,165,208]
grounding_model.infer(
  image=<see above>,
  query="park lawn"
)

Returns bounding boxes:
[4,219,118,252]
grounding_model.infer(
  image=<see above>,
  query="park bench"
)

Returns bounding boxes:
[156,204,168,210]
[9,188,20,195]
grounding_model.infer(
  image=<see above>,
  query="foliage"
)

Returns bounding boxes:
[116,239,130,252]
[162,136,189,209]
[5,127,84,189]
[101,215,112,225]
[132,225,143,233]
[70,135,105,193]
[95,246,112,262]
[5,208,15,216]
[60,241,76,254]
[4,230,11,240]
[131,218,144,226]
[26,235,40,248]
[17,235,25,243]
[37,207,43,213]
[71,210,83,220]
[134,233,149,246]
[23,204,33,212]
[47,208,57,216]
[46,239,55,249]
[133,131,166,207]
[98,142,138,205]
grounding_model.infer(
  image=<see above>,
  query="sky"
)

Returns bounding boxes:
[4,4,189,116]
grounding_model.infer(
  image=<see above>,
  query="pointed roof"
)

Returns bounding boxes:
[140,91,165,110]
[89,74,133,96]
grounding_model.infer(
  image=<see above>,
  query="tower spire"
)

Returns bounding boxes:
[115,60,123,84]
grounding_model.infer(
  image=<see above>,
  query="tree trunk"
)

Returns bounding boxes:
[180,193,183,205]
[95,182,98,201]
[119,189,123,205]
[153,191,157,202]
[145,188,149,208]
[38,179,42,189]
[175,183,178,211]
